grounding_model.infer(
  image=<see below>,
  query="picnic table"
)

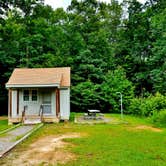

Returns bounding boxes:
[84,110,104,120]
[88,110,100,117]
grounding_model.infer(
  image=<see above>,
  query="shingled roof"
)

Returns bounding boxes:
[6,67,70,88]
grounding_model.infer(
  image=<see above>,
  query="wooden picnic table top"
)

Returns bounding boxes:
[88,110,100,113]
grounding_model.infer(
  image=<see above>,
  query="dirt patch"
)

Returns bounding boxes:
[7,133,81,166]
[134,125,162,132]
[0,117,7,120]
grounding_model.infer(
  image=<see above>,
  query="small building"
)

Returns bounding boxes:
[6,67,70,124]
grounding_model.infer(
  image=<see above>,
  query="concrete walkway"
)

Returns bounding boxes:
[0,125,41,157]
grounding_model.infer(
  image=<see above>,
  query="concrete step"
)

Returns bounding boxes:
[24,118,41,125]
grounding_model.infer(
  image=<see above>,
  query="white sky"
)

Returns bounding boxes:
[45,0,146,10]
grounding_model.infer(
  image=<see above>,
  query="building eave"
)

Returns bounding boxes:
[6,83,60,89]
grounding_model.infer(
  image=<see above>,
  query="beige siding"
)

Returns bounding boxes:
[11,90,17,118]
[51,91,56,115]
[60,88,70,120]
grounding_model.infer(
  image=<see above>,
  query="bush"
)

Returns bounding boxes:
[129,93,166,116]
[128,98,142,116]
[151,110,166,127]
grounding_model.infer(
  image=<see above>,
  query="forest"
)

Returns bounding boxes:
[0,0,166,124]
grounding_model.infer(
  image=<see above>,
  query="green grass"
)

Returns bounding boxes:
[62,114,166,166]
[1,114,166,166]
[65,126,166,166]
[0,117,19,134]
[0,118,10,132]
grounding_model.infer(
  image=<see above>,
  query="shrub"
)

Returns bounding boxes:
[151,110,166,127]
[128,98,142,116]
[129,93,166,116]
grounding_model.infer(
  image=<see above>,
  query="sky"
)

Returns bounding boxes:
[45,0,146,10]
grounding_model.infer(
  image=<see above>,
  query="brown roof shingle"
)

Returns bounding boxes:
[6,67,70,87]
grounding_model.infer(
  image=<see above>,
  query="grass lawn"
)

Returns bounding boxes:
[0,114,166,166]
[0,117,11,132]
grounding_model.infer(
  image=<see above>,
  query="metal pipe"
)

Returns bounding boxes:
[116,92,123,119]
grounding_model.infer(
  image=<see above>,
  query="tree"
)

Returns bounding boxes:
[71,81,100,112]
[116,0,153,96]
[148,8,166,93]
[101,67,134,112]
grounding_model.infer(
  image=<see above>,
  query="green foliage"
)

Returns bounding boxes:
[71,67,134,113]
[71,81,100,112]
[118,0,153,95]
[148,8,166,93]
[101,67,134,112]
[128,97,143,116]
[129,93,166,116]
[1,0,166,114]
[151,110,166,127]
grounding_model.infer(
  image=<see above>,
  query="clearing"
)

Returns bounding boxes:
[0,114,166,166]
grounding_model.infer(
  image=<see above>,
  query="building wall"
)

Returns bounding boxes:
[11,90,17,118]
[60,88,70,120]
[10,87,70,121]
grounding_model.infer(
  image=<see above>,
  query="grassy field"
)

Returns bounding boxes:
[0,114,166,166]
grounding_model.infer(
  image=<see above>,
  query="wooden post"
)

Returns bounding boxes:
[8,89,12,118]
[17,89,19,115]
[56,88,60,117]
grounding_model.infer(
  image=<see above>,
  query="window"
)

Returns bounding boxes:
[23,89,38,101]
[23,90,29,101]
[32,90,38,101]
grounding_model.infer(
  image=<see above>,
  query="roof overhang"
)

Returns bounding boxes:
[6,83,60,89]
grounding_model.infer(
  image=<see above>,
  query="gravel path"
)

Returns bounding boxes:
[0,125,34,154]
